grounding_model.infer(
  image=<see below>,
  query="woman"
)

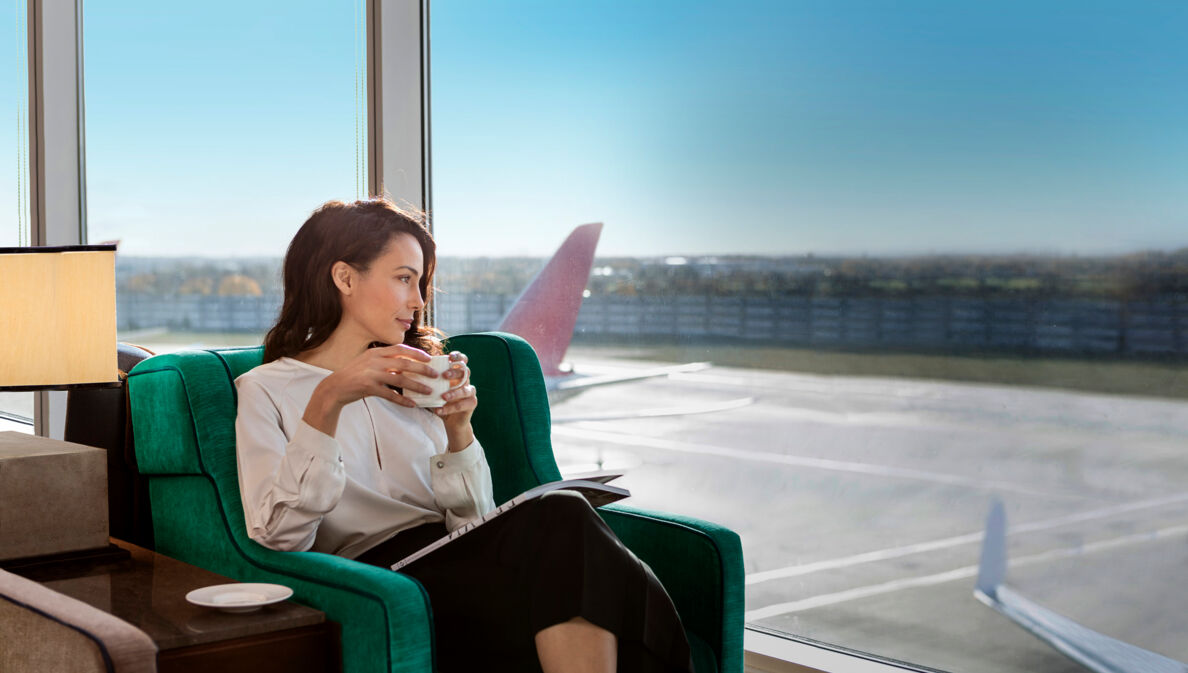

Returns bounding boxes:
[234,198,694,673]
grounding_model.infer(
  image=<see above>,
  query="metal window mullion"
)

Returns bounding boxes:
[28,0,88,438]
[369,0,433,325]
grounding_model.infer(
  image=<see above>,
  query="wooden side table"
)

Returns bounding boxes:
[10,538,341,673]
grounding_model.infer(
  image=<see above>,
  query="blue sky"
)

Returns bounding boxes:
[432,0,1188,256]
[4,1,1187,256]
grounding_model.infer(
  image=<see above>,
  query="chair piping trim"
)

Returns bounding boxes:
[209,348,239,404]
[501,335,551,486]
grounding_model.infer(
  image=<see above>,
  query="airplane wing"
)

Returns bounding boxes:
[974,500,1188,673]
[551,361,712,392]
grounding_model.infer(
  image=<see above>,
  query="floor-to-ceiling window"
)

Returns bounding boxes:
[0,0,32,427]
[431,2,1188,671]
[84,0,368,353]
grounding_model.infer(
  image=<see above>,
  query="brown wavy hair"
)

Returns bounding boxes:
[263,198,443,363]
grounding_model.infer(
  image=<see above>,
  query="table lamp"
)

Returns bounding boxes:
[0,244,121,567]
[0,245,119,390]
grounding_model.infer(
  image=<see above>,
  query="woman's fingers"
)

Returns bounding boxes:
[384,372,434,395]
[434,385,477,416]
[359,348,470,406]
[371,349,438,379]
[444,364,469,387]
[444,353,470,387]
[386,388,418,408]
[386,360,439,379]
[443,384,475,402]
[376,343,432,361]
[363,374,424,404]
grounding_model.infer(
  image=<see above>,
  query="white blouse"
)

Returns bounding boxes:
[234,356,496,559]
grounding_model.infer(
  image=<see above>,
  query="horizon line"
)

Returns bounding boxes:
[107,247,1188,261]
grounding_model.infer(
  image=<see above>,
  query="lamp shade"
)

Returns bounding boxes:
[0,245,119,390]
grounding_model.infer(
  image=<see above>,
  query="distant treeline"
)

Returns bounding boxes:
[116,291,1188,358]
[571,251,1188,300]
[777,250,1188,300]
[115,249,1188,301]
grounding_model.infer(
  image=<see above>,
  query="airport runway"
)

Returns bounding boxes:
[550,353,1188,673]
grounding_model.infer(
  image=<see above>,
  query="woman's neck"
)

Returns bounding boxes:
[295,328,370,372]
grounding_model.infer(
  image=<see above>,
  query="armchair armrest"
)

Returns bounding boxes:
[1,568,158,673]
[186,537,435,673]
[249,547,434,671]
[146,471,435,673]
[601,504,745,673]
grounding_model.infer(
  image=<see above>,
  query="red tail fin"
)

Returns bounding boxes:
[496,222,603,377]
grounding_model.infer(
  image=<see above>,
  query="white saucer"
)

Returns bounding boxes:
[185,583,293,613]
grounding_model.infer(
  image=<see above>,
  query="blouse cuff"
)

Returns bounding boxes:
[294,419,343,465]
[431,438,483,474]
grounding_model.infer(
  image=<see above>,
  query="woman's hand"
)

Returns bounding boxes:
[303,344,439,436]
[434,351,478,452]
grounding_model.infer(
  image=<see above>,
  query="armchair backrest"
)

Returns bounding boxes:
[440,332,563,501]
[129,332,562,543]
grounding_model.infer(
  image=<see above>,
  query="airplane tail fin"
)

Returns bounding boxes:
[976,498,1007,599]
[496,222,603,377]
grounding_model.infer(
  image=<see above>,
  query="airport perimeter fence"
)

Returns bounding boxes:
[116,292,1188,357]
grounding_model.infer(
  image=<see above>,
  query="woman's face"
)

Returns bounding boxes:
[338,232,426,346]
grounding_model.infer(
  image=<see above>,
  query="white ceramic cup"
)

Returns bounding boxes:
[403,355,452,408]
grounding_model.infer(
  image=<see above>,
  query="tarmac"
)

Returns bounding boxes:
[550,354,1188,673]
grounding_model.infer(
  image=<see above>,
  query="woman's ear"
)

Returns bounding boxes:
[330,261,354,295]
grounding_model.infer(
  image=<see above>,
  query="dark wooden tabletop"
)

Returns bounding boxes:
[31,538,325,650]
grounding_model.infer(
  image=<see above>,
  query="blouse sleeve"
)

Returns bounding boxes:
[234,377,347,552]
[429,438,496,532]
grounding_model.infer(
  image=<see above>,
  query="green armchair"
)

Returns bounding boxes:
[127,332,743,673]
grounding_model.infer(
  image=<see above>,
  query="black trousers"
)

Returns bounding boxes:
[356,490,695,673]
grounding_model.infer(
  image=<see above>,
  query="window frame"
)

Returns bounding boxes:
[746,627,934,673]
[26,0,87,437]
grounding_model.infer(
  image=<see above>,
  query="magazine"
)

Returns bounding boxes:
[390,475,629,571]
